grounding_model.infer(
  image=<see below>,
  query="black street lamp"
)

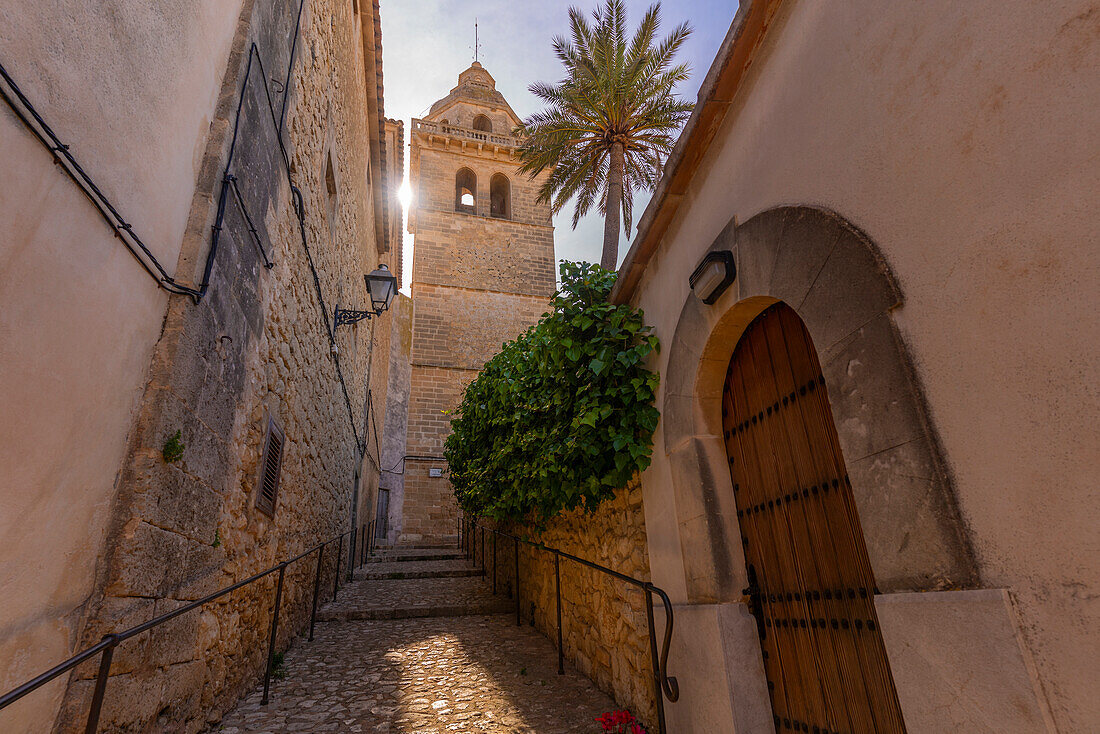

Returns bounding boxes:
[334,264,398,327]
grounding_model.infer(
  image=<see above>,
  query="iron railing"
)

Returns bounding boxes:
[0,519,380,733]
[459,517,680,733]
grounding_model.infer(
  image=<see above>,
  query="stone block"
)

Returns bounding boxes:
[130,456,222,545]
[798,226,900,354]
[105,522,189,598]
[660,603,743,733]
[876,589,1049,733]
[767,207,845,307]
[731,209,785,298]
[667,438,746,603]
[820,312,926,461]
[848,438,976,592]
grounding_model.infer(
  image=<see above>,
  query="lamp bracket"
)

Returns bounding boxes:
[334,304,379,328]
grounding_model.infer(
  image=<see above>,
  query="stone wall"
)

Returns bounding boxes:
[378,294,413,543]
[483,482,658,729]
[410,284,550,369]
[401,365,475,541]
[49,0,395,731]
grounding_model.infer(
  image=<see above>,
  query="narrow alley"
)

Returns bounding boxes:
[214,547,617,733]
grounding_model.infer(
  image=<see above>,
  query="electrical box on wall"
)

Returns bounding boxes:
[429,467,443,477]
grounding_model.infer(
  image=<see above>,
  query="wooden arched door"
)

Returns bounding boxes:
[723,303,906,733]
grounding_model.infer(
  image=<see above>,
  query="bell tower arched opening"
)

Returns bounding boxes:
[490,174,510,219]
[455,167,477,214]
[472,114,492,132]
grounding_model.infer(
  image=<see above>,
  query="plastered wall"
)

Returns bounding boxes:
[630,1,1099,729]
[0,1,245,730]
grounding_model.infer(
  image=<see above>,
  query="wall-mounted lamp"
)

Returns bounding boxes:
[689,250,736,305]
[334,264,398,327]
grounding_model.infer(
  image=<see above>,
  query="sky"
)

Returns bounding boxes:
[380,0,735,292]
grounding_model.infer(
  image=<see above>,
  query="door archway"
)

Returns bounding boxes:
[723,302,906,733]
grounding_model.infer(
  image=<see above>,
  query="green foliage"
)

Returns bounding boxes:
[270,650,287,680]
[162,430,184,463]
[445,262,660,523]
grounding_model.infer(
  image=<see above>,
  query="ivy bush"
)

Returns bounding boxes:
[445,261,660,523]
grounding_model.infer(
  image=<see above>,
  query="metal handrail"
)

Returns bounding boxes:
[0,520,377,732]
[461,517,679,733]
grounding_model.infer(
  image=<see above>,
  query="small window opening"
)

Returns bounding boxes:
[324,153,338,224]
[455,167,477,214]
[256,417,285,516]
[472,114,492,133]
[490,173,510,219]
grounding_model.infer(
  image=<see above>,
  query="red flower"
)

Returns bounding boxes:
[596,710,645,734]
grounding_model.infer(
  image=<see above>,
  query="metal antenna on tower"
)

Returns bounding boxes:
[471,18,482,63]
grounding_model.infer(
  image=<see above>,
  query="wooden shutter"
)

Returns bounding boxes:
[256,417,285,516]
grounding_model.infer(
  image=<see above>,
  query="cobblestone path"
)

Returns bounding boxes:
[213,548,616,733]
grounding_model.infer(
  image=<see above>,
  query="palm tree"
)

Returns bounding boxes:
[515,0,693,271]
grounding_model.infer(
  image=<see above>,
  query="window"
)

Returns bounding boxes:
[256,416,285,516]
[472,114,492,133]
[490,173,510,219]
[324,151,338,227]
[455,167,477,213]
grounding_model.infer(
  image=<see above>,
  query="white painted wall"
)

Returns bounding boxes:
[633,1,1099,730]
[0,1,243,729]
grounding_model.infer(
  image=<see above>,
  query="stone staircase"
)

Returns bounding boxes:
[214,543,619,733]
[316,545,512,622]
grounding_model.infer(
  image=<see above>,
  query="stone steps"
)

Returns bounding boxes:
[316,576,511,622]
[317,600,512,621]
[355,558,484,580]
[366,549,466,563]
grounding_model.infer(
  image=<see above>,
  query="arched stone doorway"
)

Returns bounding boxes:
[652,206,987,731]
[723,301,905,732]
[660,207,977,606]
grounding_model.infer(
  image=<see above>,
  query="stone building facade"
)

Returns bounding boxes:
[0,0,398,731]
[397,62,556,543]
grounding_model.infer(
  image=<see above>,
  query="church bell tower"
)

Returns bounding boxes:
[398,62,556,542]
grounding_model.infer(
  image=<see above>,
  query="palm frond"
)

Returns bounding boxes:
[516,0,694,246]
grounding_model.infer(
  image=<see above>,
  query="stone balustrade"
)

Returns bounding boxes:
[412,118,522,148]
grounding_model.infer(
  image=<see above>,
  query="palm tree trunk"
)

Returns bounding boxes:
[602,140,626,270]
